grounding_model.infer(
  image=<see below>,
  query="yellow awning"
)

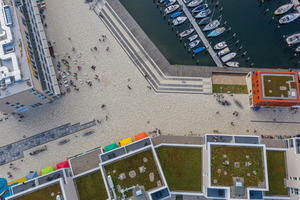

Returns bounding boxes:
[8,177,26,185]
[120,137,132,146]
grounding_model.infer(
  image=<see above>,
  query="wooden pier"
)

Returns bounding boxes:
[177,0,224,67]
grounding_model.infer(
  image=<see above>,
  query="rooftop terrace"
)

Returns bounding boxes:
[210,145,266,198]
[261,72,299,100]
[103,148,164,199]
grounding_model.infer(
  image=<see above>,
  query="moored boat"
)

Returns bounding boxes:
[179,28,194,37]
[226,62,239,67]
[171,11,182,18]
[183,0,192,3]
[198,17,211,25]
[165,0,176,6]
[203,20,220,31]
[274,3,293,15]
[189,40,201,48]
[221,52,236,62]
[207,27,225,37]
[188,34,198,41]
[192,4,208,13]
[195,9,211,18]
[214,41,227,50]
[217,47,230,56]
[187,0,202,7]
[286,33,300,45]
[164,4,180,14]
[279,13,300,24]
[172,16,187,25]
[193,46,205,54]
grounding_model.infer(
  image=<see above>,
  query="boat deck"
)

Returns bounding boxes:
[291,0,300,13]
[177,0,224,67]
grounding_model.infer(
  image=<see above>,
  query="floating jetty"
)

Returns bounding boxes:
[177,0,223,67]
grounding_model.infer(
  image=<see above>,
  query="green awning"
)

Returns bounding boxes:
[41,166,54,175]
[105,143,117,152]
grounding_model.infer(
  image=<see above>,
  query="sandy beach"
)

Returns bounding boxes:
[0,0,299,181]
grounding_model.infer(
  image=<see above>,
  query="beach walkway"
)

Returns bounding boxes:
[177,0,223,68]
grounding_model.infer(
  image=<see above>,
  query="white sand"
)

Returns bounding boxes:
[0,0,299,181]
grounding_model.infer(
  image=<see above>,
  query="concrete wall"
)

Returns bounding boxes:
[285,139,300,194]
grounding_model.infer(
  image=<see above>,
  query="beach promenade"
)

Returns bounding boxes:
[0,0,300,182]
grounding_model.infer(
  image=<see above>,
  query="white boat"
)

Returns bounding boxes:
[165,0,176,6]
[189,40,200,48]
[183,0,192,3]
[187,0,202,8]
[286,33,300,45]
[296,45,300,52]
[179,28,194,37]
[195,9,211,18]
[217,47,230,56]
[164,4,180,14]
[192,4,208,13]
[221,52,236,62]
[279,13,300,24]
[172,16,187,25]
[275,4,293,15]
[214,41,227,50]
[188,34,198,41]
[203,20,220,31]
[226,62,239,67]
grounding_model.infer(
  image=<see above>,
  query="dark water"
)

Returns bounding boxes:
[120,0,300,68]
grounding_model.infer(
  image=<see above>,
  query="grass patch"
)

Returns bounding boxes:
[75,170,108,200]
[156,147,202,192]
[104,149,161,198]
[211,146,265,187]
[265,151,288,196]
[213,84,248,94]
[13,184,61,200]
[263,75,293,97]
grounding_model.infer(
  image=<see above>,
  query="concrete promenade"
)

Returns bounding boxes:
[177,0,223,68]
[290,0,300,13]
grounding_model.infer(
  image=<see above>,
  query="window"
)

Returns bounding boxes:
[295,189,298,195]
[293,177,297,180]
[290,139,294,148]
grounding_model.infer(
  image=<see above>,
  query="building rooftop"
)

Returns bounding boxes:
[260,72,299,100]
[0,1,33,99]
[103,147,165,199]
[210,144,267,199]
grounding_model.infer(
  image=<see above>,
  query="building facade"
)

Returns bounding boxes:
[0,0,60,113]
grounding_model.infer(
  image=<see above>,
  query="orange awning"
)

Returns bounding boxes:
[135,132,147,141]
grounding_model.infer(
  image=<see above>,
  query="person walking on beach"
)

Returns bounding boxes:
[106,47,109,52]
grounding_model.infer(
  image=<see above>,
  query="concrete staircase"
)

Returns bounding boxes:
[93,1,212,94]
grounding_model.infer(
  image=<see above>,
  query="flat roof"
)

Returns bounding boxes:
[260,72,299,101]
[0,1,33,99]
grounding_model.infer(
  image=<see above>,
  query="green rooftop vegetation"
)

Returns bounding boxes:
[12,184,62,200]
[212,84,248,94]
[265,151,288,196]
[156,146,202,192]
[104,149,162,198]
[75,170,108,200]
[263,75,294,98]
[211,146,265,188]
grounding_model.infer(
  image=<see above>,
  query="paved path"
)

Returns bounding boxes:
[177,0,223,67]
[0,121,95,165]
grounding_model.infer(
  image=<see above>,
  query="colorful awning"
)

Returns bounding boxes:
[41,166,54,175]
[56,160,70,169]
[120,137,132,146]
[135,132,147,141]
[105,143,117,152]
[25,171,38,180]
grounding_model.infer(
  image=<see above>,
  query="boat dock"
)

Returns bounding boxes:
[177,0,223,67]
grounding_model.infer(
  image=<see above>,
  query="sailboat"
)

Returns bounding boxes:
[286,33,300,45]
[188,34,198,41]
[203,20,220,31]
[214,41,227,50]
[221,52,236,62]
[217,47,230,56]
[226,62,239,67]
[207,27,225,37]
[198,17,211,25]
[164,4,180,14]
[192,4,208,13]
[172,16,187,25]
[179,28,195,37]
[195,9,211,18]
[189,40,201,48]
[187,0,203,7]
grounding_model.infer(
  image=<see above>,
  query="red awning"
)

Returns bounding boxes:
[56,160,70,169]
[135,132,147,141]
